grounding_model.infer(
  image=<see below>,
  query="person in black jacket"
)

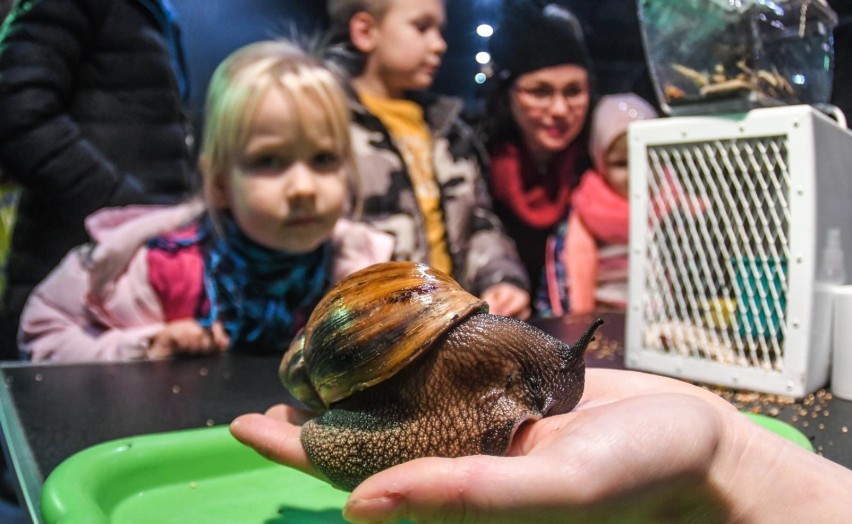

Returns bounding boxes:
[0,0,198,359]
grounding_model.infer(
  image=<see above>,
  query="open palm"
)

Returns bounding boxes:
[231,368,847,523]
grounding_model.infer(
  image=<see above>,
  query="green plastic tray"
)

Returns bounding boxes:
[41,415,812,523]
[40,425,349,524]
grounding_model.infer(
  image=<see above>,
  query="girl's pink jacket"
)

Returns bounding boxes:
[18,201,394,362]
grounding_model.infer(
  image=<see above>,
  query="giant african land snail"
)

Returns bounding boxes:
[280,261,602,490]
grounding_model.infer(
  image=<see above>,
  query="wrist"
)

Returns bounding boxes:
[709,410,851,522]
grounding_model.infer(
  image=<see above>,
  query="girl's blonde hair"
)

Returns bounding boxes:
[200,39,354,212]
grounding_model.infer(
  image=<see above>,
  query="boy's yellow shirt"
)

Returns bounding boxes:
[359,91,452,274]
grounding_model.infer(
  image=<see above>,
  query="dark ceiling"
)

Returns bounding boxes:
[172,0,656,122]
[21,0,845,126]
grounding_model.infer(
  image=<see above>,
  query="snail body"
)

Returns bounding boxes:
[280,261,601,491]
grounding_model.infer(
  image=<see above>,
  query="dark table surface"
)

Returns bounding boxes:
[2,311,851,523]
[0,354,294,522]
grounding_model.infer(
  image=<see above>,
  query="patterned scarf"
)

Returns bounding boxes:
[488,140,580,229]
[149,213,331,353]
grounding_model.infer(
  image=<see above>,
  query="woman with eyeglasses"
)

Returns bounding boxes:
[481,0,594,305]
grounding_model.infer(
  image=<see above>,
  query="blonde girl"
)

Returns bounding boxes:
[18,40,392,361]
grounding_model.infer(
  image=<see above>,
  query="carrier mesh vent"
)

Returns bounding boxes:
[640,135,791,371]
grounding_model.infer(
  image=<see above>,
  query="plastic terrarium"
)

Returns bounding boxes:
[638,0,838,116]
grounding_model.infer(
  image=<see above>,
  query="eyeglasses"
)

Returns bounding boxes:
[513,84,589,110]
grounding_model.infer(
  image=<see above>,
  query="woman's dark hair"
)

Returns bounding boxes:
[481,0,598,147]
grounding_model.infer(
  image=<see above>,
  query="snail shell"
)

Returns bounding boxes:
[280,261,601,491]
[280,261,487,411]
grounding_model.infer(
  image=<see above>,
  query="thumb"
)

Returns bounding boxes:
[146,337,173,360]
[343,455,563,524]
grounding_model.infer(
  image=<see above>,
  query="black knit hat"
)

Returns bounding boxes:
[489,0,592,80]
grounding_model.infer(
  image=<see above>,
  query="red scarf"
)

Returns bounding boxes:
[489,141,578,229]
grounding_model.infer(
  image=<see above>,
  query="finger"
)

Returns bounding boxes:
[581,369,736,411]
[173,341,209,356]
[264,403,317,426]
[173,322,207,352]
[264,403,292,420]
[485,287,530,318]
[287,407,317,425]
[504,294,530,319]
[345,455,574,524]
[211,322,230,350]
[489,304,509,316]
[482,292,510,316]
[197,329,213,352]
[146,342,173,360]
[495,301,528,319]
[229,413,320,479]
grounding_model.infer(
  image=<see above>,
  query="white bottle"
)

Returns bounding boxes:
[819,228,846,285]
[817,228,852,400]
[832,286,852,400]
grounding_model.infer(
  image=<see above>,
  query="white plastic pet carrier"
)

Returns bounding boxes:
[625,104,852,397]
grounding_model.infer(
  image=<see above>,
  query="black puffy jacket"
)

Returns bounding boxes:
[0,0,197,358]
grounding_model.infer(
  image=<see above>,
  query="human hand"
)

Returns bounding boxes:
[480,282,531,319]
[230,369,852,523]
[147,319,229,359]
[230,403,322,480]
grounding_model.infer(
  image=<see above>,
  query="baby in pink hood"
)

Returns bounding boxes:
[537,93,658,316]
